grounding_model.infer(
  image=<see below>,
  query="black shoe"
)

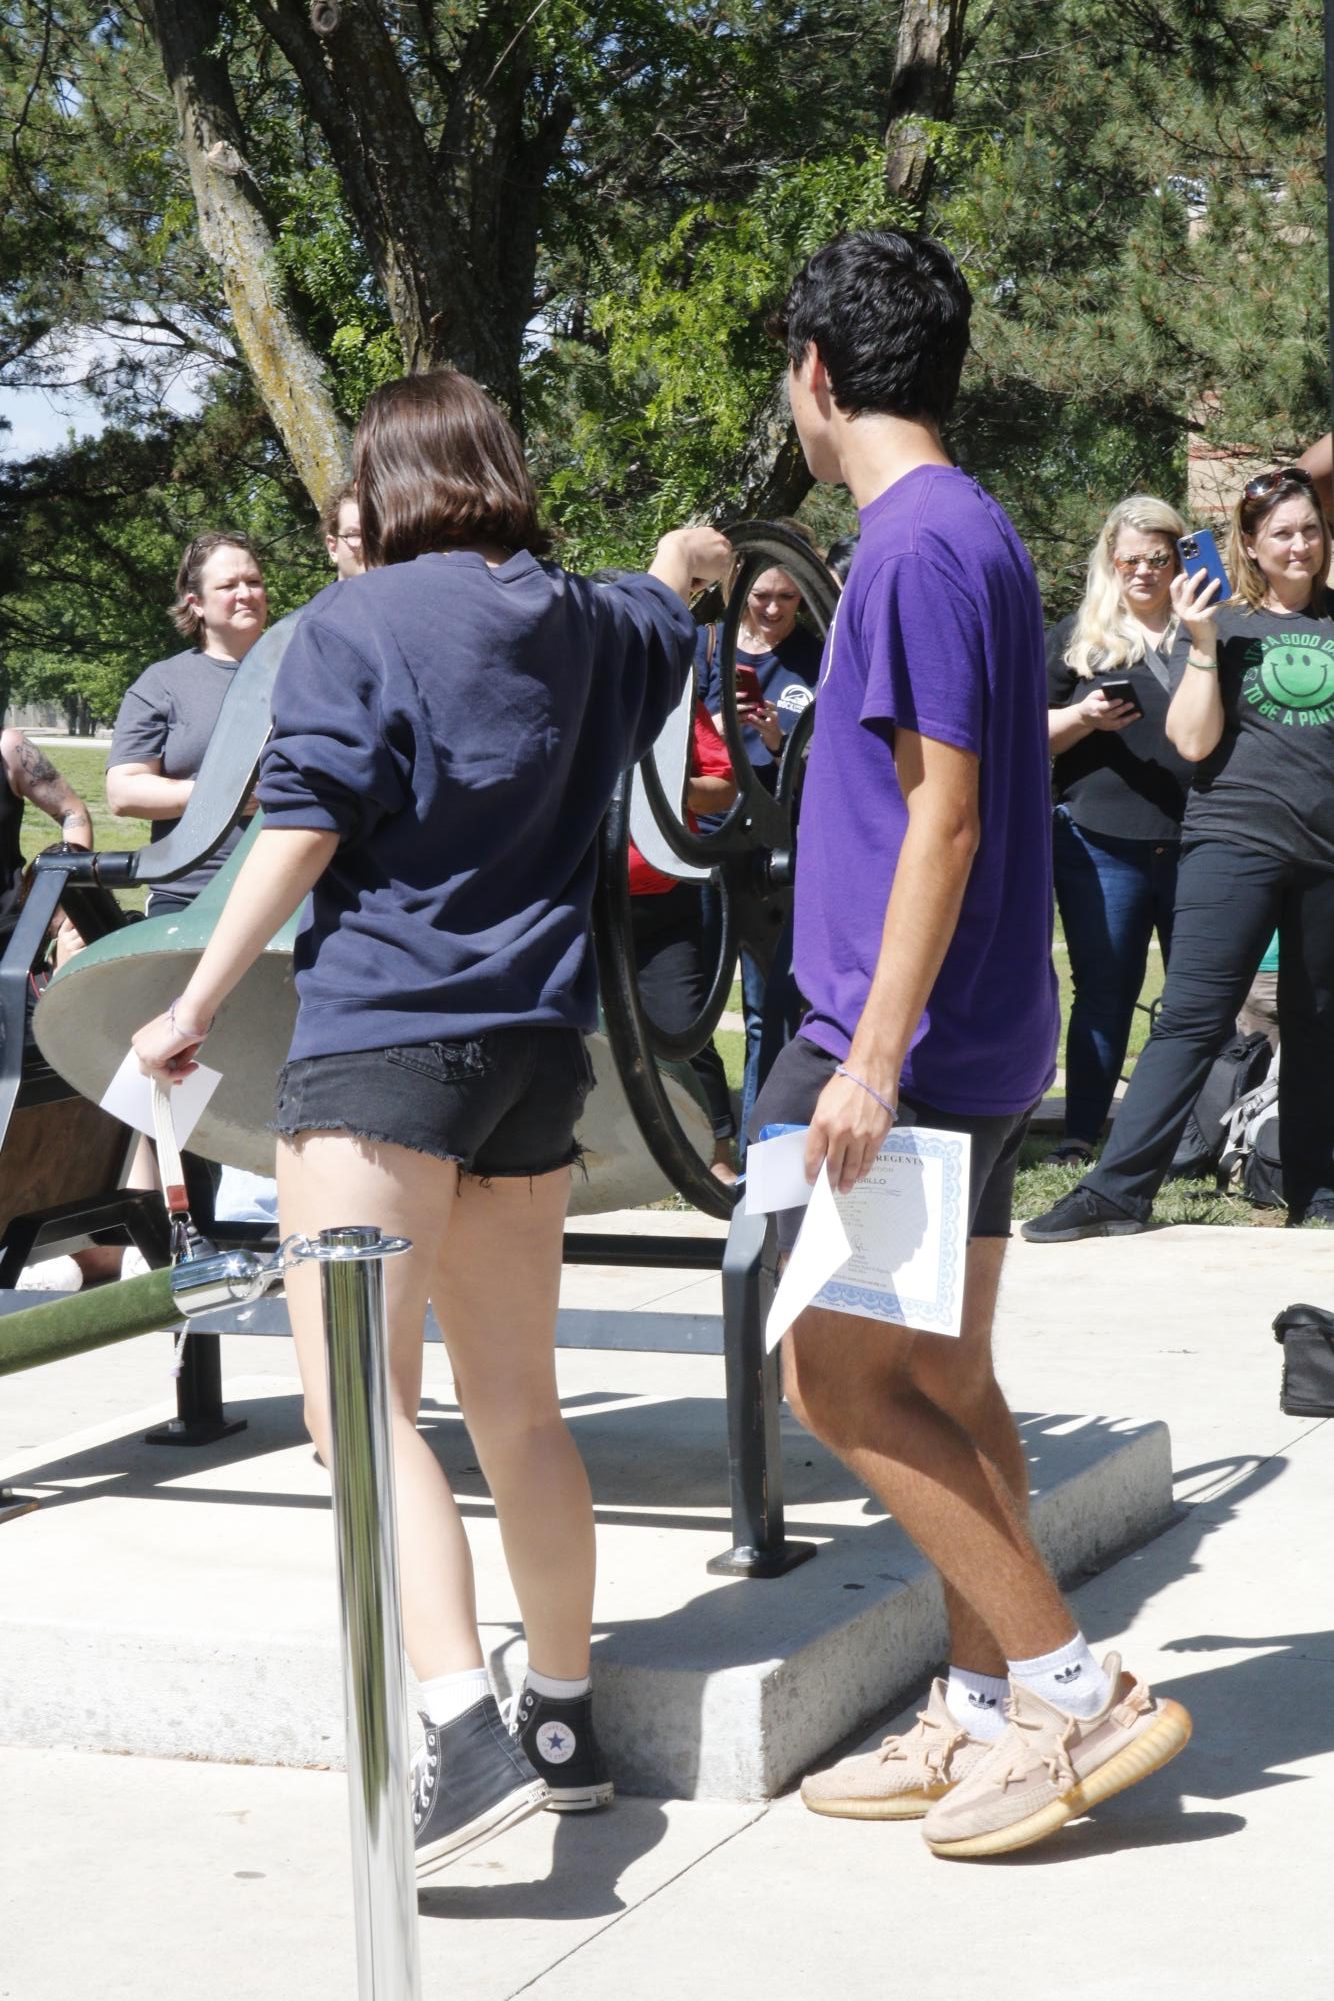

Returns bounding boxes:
[411,1698,548,1879]
[509,1686,614,1811]
[1020,1186,1145,1243]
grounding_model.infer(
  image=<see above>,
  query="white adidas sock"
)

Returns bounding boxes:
[419,1666,492,1727]
[1008,1633,1112,1718]
[945,1665,1009,1742]
[524,1667,591,1702]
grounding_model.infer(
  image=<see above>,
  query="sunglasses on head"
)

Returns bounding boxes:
[1243,466,1319,502]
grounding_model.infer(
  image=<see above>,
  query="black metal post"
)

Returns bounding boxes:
[707,1205,816,1579]
[143,1331,248,1447]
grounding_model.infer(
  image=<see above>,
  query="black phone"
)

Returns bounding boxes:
[1098,676,1144,718]
[1175,528,1231,603]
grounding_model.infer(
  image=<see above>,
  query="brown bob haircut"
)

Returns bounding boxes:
[353,371,550,568]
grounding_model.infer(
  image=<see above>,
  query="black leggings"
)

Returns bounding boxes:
[1085,837,1334,1221]
[630,884,735,1142]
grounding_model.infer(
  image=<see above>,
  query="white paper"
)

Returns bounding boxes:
[99,1049,222,1147]
[765,1126,971,1351]
[744,1128,816,1215]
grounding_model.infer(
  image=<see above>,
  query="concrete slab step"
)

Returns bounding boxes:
[0,1339,1172,1800]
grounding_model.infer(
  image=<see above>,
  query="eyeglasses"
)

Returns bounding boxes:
[1113,551,1174,574]
[1243,466,1319,502]
[337,531,363,547]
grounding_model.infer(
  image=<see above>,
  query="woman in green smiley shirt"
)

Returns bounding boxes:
[1026,465,1334,1238]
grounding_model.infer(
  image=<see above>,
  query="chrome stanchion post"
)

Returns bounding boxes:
[311,1224,420,2001]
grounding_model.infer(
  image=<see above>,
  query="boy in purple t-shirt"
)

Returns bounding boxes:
[752,231,1190,1858]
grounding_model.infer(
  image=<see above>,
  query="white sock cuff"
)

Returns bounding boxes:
[524,1668,591,1701]
[1007,1632,1111,1717]
[419,1666,492,1727]
[1008,1633,1091,1676]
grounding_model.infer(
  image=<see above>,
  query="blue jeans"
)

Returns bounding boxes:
[1052,808,1179,1144]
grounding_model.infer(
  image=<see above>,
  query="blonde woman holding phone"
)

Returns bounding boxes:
[1043,496,1195,1165]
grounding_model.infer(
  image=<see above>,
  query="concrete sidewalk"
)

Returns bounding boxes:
[1,1222,1331,1999]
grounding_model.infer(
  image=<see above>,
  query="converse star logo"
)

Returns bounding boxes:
[1054,1665,1083,1684]
[536,1720,576,1764]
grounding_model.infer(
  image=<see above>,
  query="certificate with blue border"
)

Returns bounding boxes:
[767,1127,971,1348]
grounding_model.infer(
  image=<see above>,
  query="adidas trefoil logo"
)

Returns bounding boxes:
[1054,1664,1082,1685]
[966,1690,998,1709]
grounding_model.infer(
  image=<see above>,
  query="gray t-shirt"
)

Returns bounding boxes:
[1186,604,1334,871]
[109,649,253,900]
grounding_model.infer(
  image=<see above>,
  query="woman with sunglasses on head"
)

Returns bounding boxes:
[1027,464,1334,1238]
[1044,496,1195,1166]
[130,369,732,1873]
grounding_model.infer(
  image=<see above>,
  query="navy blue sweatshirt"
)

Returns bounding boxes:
[257,550,696,1060]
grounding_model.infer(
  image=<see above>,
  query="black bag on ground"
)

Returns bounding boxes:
[1168,1029,1273,1180]
[1273,1304,1334,1417]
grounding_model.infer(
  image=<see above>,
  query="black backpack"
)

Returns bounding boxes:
[1167,1029,1273,1180]
[1219,1051,1283,1208]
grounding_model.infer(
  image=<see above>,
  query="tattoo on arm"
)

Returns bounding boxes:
[10,738,92,840]
[15,740,60,789]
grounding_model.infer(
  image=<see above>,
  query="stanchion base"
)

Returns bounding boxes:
[144,1415,249,1448]
[0,1488,40,1525]
[706,1539,818,1579]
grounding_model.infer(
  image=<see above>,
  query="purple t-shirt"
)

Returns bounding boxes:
[795,465,1058,1116]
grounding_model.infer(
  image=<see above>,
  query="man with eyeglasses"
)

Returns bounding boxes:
[320,483,365,580]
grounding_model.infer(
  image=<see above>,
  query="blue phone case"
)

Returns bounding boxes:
[1176,528,1231,602]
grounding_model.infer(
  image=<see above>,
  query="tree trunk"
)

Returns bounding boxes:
[133,0,349,507]
[253,1,572,424]
[730,0,973,524]
[884,0,971,207]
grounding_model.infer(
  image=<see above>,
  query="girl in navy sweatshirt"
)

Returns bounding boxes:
[133,370,731,1875]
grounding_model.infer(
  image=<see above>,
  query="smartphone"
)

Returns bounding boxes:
[1098,676,1144,718]
[1175,528,1231,603]
[733,662,764,710]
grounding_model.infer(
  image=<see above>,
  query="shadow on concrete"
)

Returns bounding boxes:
[416,1797,673,1922]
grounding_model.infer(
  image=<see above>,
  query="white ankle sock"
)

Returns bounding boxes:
[1007,1634,1111,1718]
[945,1666,1009,1742]
[419,1666,492,1727]
[524,1667,591,1702]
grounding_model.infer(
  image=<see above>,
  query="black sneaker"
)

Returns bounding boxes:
[411,1697,548,1879]
[1020,1186,1145,1243]
[509,1686,614,1811]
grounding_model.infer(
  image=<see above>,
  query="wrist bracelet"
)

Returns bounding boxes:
[1186,653,1219,673]
[168,996,213,1043]
[835,1065,897,1117]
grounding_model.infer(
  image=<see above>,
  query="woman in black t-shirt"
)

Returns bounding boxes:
[1027,466,1334,1238]
[1045,495,1194,1163]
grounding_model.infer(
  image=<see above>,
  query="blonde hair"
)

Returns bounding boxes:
[1064,495,1187,678]
[1226,473,1332,614]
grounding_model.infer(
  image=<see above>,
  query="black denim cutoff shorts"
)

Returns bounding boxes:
[273,1026,595,1177]
[749,1032,1035,1250]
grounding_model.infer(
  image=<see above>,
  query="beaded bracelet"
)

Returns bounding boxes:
[168,996,214,1043]
[835,1065,897,1117]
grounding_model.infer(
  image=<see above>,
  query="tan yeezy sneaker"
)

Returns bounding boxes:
[922,1653,1192,1859]
[801,1679,992,1821]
